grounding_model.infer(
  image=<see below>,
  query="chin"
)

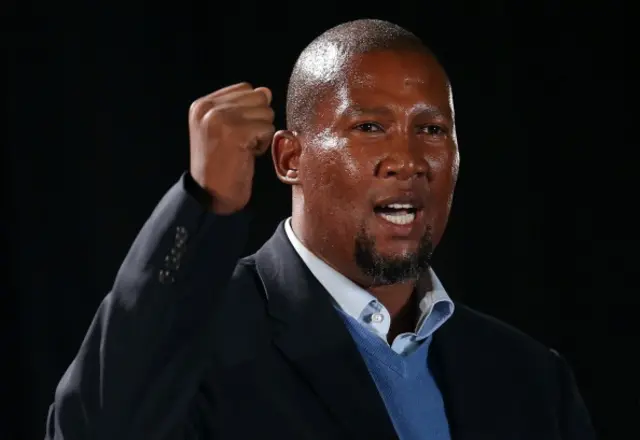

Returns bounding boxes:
[355,236,432,286]
[374,240,422,258]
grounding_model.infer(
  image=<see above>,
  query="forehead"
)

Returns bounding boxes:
[335,50,453,111]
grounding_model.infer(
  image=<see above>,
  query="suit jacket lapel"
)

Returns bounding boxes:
[254,222,398,440]
[430,313,471,440]
[429,306,516,440]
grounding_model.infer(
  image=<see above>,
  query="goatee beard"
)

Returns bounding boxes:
[354,226,433,287]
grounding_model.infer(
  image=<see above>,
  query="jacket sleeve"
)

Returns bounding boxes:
[552,351,598,440]
[45,173,251,440]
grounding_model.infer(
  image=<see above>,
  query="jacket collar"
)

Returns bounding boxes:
[254,220,398,439]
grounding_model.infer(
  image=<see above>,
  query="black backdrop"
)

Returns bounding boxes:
[5,1,635,439]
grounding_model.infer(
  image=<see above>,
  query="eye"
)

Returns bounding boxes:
[421,124,447,136]
[354,122,384,133]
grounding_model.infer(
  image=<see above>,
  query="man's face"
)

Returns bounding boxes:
[297,50,459,286]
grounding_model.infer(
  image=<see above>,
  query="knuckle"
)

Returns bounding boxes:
[201,105,230,125]
[189,98,205,114]
[200,107,218,126]
[200,110,228,134]
[189,99,212,119]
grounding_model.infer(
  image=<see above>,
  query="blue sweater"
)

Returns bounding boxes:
[339,311,451,440]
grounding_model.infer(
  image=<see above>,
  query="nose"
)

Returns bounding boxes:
[376,145,429,181]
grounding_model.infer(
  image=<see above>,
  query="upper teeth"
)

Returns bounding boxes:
[385,203,413,209]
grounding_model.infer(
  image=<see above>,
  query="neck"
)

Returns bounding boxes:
[370,282,419,343]
[368,282,416,318]
[385,288,419,343]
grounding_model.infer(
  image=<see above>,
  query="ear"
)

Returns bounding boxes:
[272,130,302,185]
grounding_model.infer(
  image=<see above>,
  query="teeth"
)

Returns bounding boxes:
[385,203,414,209]
[379,212,416,225]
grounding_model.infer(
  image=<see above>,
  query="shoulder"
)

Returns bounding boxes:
[230,255,259,283]
[443,305,595,435]
[201,255,264,320]
[448,303,560,362]
[440,303,571,400]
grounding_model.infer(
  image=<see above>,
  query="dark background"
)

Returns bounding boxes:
[5,1,634,439]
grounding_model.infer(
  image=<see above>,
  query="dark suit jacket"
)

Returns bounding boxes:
[45,175,596,440]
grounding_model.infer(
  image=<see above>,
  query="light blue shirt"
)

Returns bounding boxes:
[284,218,454,355]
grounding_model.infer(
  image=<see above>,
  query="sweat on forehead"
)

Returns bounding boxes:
[285,19,433,133]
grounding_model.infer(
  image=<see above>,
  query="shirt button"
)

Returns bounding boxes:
[371,313,384,323]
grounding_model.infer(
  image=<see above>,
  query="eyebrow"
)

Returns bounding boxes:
[341,104,451,120]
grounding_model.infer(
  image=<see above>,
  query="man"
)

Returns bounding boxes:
[45,19,595,440]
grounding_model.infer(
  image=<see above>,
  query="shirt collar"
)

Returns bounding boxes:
[284,217,454,341]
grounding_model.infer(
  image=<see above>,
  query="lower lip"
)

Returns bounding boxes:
[374,210,423,237]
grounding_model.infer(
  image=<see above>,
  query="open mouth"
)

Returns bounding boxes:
[373,203,420,226]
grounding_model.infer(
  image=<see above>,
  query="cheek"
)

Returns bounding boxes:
[428,149,459,228]
[428,143,458,172]
[302,132,364,202]
[302,156,366,241]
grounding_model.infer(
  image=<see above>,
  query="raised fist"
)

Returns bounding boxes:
[188,82,275,214]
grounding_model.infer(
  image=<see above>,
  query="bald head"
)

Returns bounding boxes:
[286,19,434,133]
